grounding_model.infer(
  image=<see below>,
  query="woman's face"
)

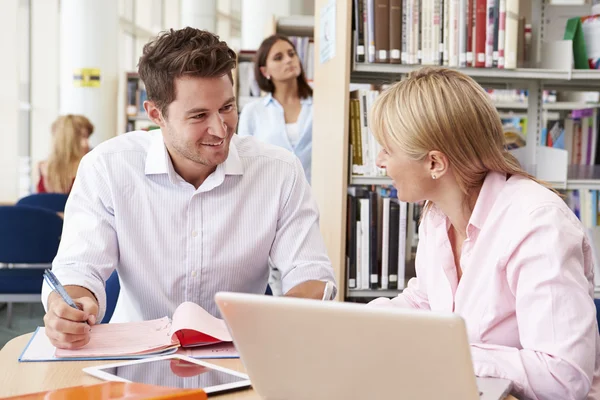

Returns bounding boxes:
[261,40,302,83]
[376,138,434,204]
[80,129,91,153]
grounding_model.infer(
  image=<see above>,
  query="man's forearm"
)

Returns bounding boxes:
[48,285,98,310]
[284,280,327,300]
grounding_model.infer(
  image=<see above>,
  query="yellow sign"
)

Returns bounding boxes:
[73,68,101,87]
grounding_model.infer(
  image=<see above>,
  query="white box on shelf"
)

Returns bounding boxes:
[509,146,568,184]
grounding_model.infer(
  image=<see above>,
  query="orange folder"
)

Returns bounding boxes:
[3,381,207,400]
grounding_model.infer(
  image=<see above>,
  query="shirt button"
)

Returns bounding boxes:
[191,270,197,277]
[191,230,198,237]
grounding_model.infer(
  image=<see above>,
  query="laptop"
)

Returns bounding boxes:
[215,292,512,400]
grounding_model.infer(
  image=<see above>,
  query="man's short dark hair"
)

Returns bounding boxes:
[138,27,237,118]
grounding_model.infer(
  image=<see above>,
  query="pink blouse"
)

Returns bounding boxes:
[370,171,600,400]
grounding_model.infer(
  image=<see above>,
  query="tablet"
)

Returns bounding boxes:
[83,354,251,395]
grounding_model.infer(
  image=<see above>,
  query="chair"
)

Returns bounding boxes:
[16,193,68,214]
[0,206,63,327]
[102,271,121,323]
[595,298,600,333]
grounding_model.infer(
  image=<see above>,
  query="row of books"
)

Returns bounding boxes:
[503,108,600,166]
[349,89,385,177]
[346,186,421,291]
[353,0,529,69]
[566,189,600,230]
[125,79,147,118]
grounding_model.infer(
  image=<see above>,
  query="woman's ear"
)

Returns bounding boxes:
[426,150,449,180]
[259,66,269,80]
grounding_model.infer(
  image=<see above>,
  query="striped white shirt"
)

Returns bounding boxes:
[41,130,336,322]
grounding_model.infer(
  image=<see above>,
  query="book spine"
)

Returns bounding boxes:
[368,191,379,289]
[389,0,402,63]
[354,0,366,62]
[388,201,400,289]
[497,0,506,68]
[474,0,486,67]
[374,0,390,63]
[381,197,391,289]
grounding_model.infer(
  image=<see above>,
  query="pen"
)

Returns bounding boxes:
[43,269,90,325]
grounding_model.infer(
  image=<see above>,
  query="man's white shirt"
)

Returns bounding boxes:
[41,130,336,322]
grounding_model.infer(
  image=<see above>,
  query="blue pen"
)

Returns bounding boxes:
[43,269,90,325]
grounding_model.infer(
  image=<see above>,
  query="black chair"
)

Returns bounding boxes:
[102,271,121,323]
[0,206,63,327]
[16,193,68,214]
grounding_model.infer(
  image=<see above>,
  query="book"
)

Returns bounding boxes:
[19,302,238,362]
[3,381,207,400]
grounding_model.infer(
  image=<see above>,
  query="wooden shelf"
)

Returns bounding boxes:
[350,174,600,191]
[346,289,403,298]
[276,15,314,37]
[351,64,600,90]
[495,102,600,111]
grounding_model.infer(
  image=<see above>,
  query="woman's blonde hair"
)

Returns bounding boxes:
[46,115,94,193]
[370,67,550,213]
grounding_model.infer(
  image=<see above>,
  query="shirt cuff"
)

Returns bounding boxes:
[281,262,337,298]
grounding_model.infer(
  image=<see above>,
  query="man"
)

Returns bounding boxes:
[42,28,336,350]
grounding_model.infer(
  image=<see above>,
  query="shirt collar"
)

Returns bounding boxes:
[262,93,313,106]
[468,171,506,230]
[263,93,275,106]
[428,171,507,232]
[145,130,244,178]
[145,130,170,176]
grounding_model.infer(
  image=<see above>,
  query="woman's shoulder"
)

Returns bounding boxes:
[502,175,582,231]
[240,96,269,114]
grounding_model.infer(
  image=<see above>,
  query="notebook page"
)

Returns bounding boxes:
[170,302,232,342]
[179,342,239,359]
[55,317,178,358]
[19,327,58,361]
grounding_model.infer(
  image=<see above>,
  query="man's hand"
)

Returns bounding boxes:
[44,286,99,349]
[284,280,329,300]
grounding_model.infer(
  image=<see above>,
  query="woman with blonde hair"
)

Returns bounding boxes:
[369,67,599,399]
[38,114,94,194]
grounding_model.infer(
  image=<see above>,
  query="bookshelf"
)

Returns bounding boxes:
[312,0,600,301]
[124,72,153,132]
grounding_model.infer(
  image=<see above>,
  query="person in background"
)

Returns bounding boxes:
[237,34,313,183]
[369,67,600,400]
[38,115,94,194]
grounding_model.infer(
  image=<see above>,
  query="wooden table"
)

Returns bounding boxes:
[0,333,518,399]
[0,334,259,399]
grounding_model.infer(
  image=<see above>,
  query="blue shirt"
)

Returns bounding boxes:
[237,94,313,183]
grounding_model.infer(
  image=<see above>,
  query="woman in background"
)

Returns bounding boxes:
[237,34,313,183]
[369,67,599,400]
[38,114,94,194]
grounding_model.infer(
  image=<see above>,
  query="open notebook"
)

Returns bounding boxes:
[19,302,239,362]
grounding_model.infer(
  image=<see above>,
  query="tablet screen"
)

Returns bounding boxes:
[96,358,249,391]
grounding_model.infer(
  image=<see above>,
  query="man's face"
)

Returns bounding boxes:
[160,75,237,169]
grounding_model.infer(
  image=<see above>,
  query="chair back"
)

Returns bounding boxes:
[102,270,121,323]
[17,193,68,213]
[0,206,63,264]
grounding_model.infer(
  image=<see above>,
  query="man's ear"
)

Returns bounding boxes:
[144,101,165,126]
